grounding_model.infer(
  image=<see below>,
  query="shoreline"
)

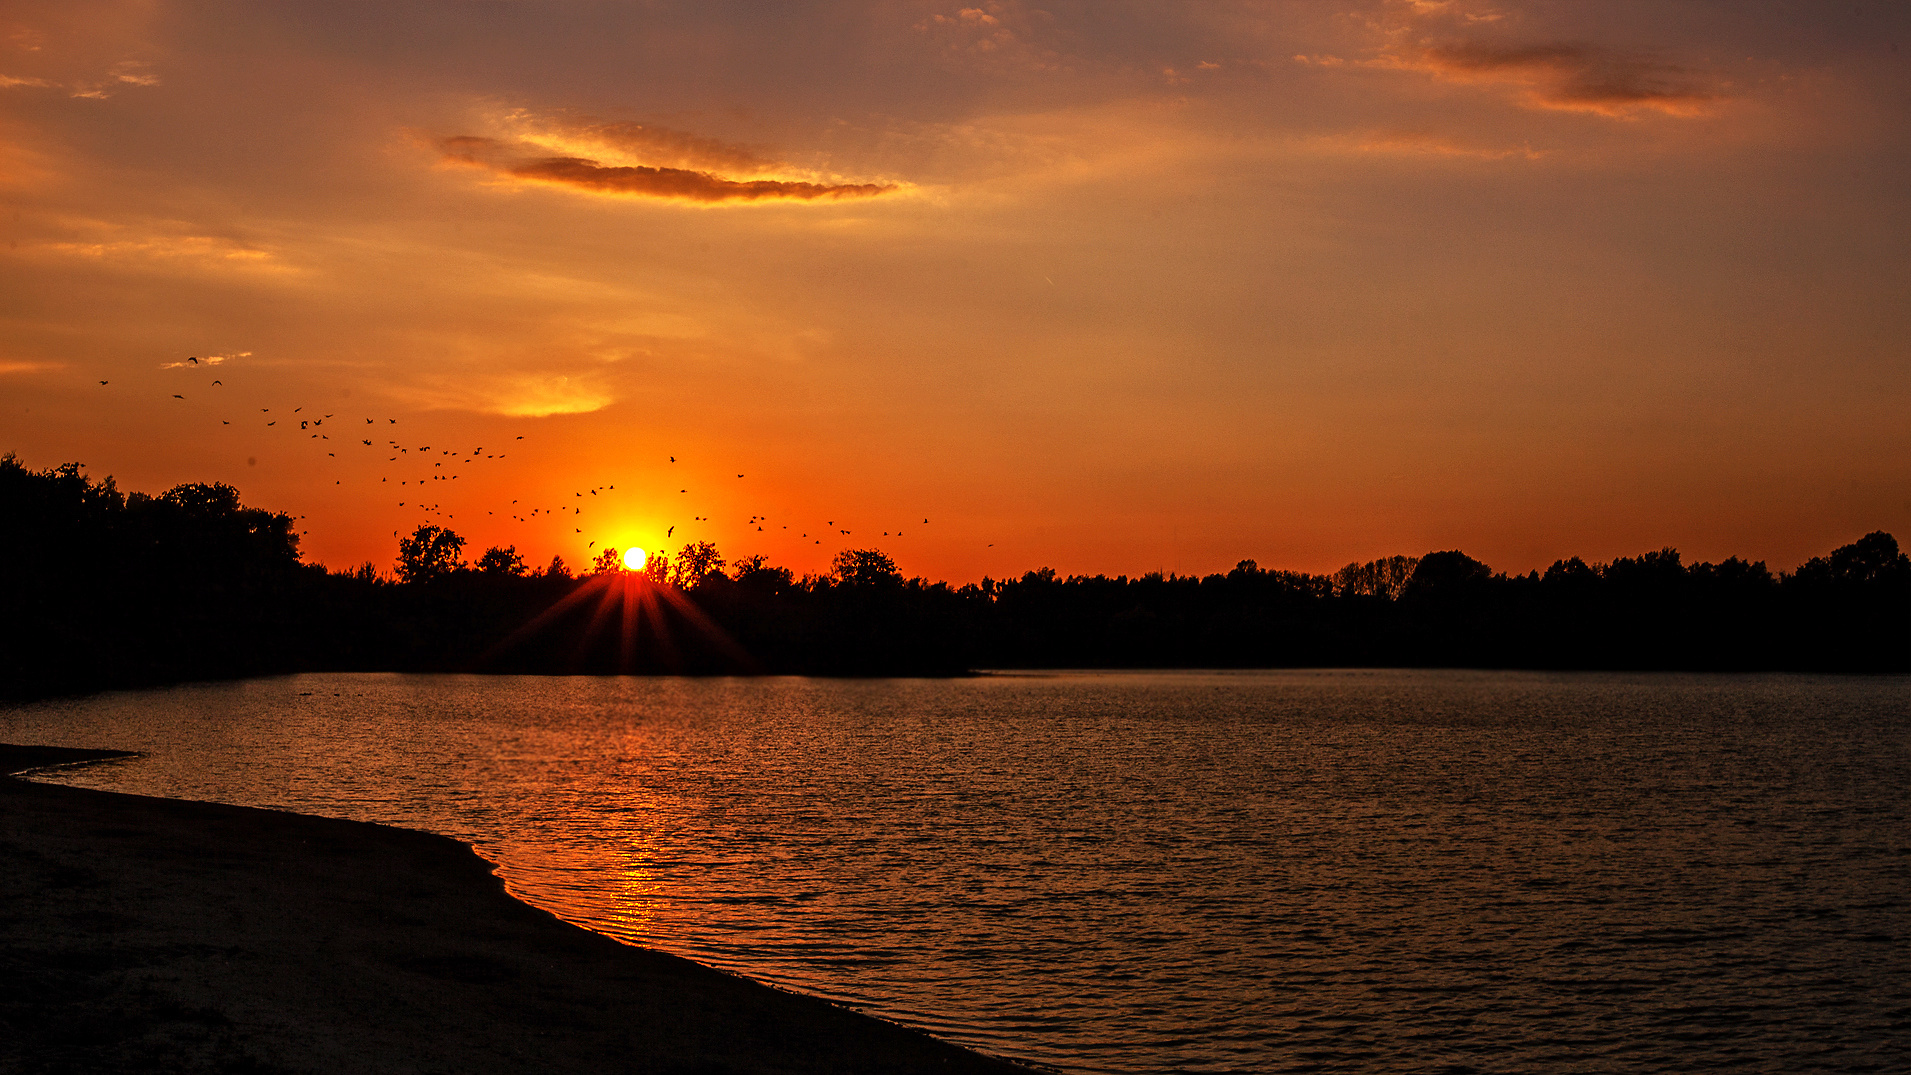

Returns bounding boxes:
[0,743,1036,1075]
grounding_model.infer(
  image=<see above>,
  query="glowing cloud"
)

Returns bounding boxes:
[439,132,895,204]
[496,112,781,175]
[391,371,616,418]
[4,60,160,99]
[0,360,60,374]
[1334,129,1545,161]
[159,351,247,369]
[508,156,892,202]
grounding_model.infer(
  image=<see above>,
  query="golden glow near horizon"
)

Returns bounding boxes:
[2,2,1908,580]
[624,547,646,572]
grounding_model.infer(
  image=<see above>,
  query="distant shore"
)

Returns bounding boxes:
[0,743,1032,1075]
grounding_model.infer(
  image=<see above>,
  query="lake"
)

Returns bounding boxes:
[5,670,1908,1073]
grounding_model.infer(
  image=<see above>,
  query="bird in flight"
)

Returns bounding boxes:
[211,380,221,386]
[98,380,108,386]
[666,526,674,537]
[173,394,184,399]
[187,357,197,365]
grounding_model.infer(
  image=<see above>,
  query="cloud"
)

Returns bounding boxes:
[0,359,60,374]
[438,132,896,204]
[903,1,1076,77]
[1389,40,1715,117]
[1331,129,1545,160]
[159,351,248,369]
[1347,1,1720,118]
[4,59,159,99]
[497,111,779,175]
[30,232,289,272]
[506,156,892,203]
[392,371,615,417]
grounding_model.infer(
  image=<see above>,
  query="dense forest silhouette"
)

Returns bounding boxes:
[3,455,1906,700]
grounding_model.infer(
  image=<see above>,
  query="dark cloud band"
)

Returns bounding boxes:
[440,135,892,203]
[509,156,892,202]
[1419,42,1713,115]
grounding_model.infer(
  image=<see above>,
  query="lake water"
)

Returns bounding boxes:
[5,670,1908,1073]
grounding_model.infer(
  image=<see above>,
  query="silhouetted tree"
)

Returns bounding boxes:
[1785,531,1911,670]
[672,541,725,589]
[1795,530,1911,589]
[591,547,623,575]
[643,549,670,585]
[1402,551,1493,601]
[476,545,527,576]
[730,553,794,595]
[1335,555,1420,599]
[833,548,902,588]
[1,455,309,697]
[396,524,465,583]
[4,452,1906,698]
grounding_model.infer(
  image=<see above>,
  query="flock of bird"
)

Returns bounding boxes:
[103,357,961,561]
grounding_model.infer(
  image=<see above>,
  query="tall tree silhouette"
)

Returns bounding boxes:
[397,525,466,582]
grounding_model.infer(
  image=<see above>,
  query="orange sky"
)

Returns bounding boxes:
[3,1,1908,581]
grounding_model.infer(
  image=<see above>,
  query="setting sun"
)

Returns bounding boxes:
[623,547,646,571]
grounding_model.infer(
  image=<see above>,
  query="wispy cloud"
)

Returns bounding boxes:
[31,232,288,271]
[504,155,892,203]
[3,59,159,98]
[436,121,897,205]
[1378,41,1715,117]
[1348,1,1720,118]
[0,359,60,374]
[159,351,248,369]
[913,2,1070,75]
[1328,129,1545,160]
[392,370,615,417]
[496,111,779,175]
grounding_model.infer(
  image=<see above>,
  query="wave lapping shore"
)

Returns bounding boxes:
[0,744,1031,1075]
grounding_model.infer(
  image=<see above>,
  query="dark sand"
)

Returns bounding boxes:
[1,744,1034,1074]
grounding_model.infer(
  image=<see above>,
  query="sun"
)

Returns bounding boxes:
[623,546,647,571]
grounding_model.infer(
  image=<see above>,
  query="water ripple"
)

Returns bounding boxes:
[7,669,1909,1073]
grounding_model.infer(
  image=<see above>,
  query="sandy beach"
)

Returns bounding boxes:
[0,744,1033,1075]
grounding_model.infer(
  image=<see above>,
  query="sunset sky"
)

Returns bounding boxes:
[3,1,1907,581]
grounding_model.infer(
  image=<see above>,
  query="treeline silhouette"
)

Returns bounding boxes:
[3,455,1905,700]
